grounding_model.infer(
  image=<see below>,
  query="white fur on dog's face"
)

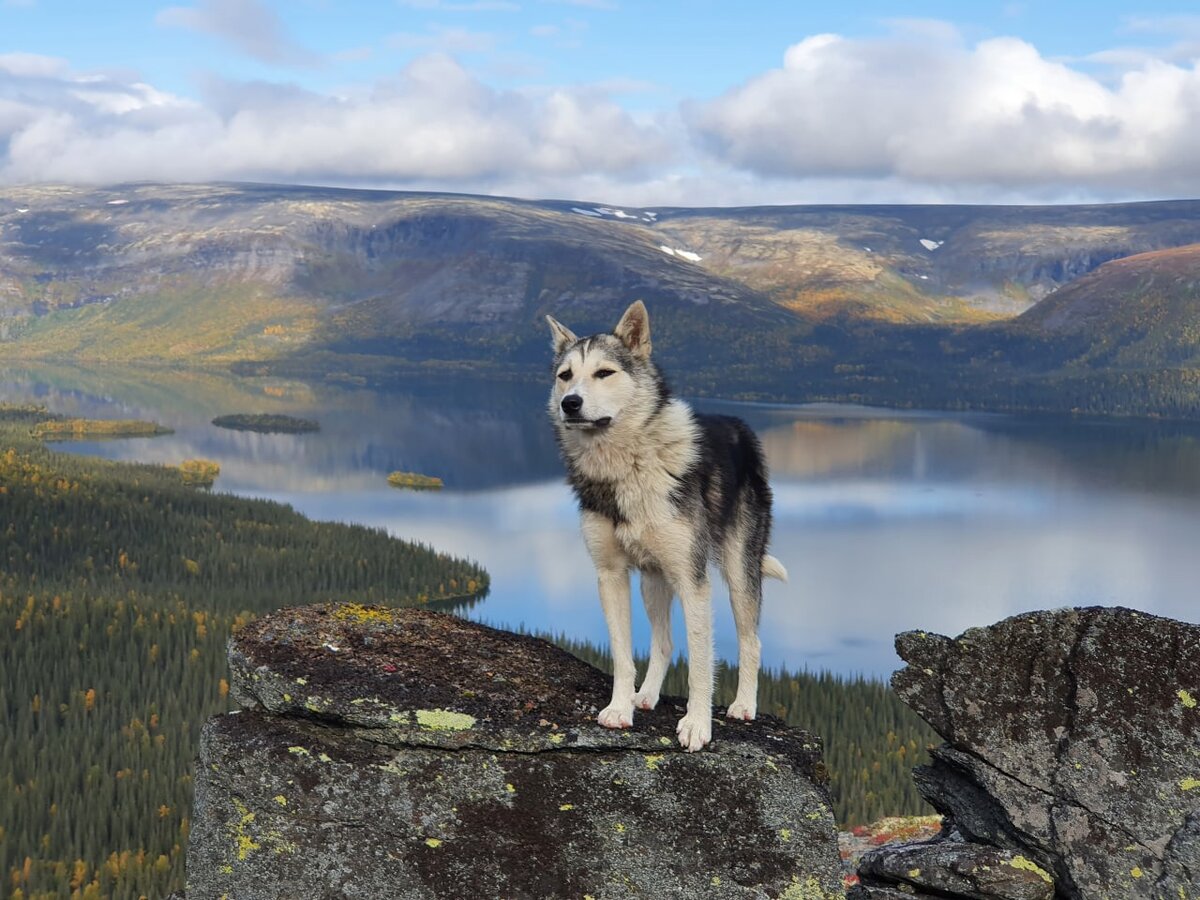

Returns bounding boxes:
[549,335,638,430]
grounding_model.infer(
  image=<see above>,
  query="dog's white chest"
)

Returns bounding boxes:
[612,479,677,569]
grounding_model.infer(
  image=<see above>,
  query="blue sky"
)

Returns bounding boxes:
[3,1,1200,204]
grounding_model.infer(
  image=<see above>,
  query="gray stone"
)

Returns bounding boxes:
[187,604,843,899]
[892,606,1200,900]
[857,839,1054,900]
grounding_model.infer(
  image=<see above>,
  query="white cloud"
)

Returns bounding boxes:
[156,0,321,67]
[689,25,1200,196]
[0,52,69,78]
[0,53,671,188]
[7,23,1200,205]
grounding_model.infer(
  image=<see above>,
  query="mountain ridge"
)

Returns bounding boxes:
[4,182,1200,417]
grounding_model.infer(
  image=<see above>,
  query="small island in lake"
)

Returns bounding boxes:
[387,471,444,490]
[32,418,172,440]
[211,413,320,433]
[177,458,221,488]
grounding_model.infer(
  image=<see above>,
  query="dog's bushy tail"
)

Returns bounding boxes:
[762,554,788,583]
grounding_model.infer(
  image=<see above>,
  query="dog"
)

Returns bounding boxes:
[546,300,787,751]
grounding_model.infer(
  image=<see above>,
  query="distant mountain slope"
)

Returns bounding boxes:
[6,184,1200,368]
[0,183,786,364]
[649,200,1200,320]
[1017,242,1200,368]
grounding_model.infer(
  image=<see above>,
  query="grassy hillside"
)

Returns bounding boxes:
[1016,242,1200,369]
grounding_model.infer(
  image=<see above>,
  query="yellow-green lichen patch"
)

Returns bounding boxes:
[1180,690,1198,709]
[332,603,400,625]
[425,838,442,848]
[781,874,838,900]
[414,708,476,731]
[711,876,721,886]
[273,795,287,807]
[559,804,574,811]
[1180,777,1200,792]
[286,746,309,756]
[908,868,921,878]
[295,677,308,686]
[1131,866,1144,878]
[613,822,626,834]
[549,732,565,744]
[806,810,823,821]
[230,799,261,861]
[779,828,792,843]
[644,754,664,771]
[658,736,672,746]
[505,783,516,794]
[1009,856,1053,884]
[317,753,333,763]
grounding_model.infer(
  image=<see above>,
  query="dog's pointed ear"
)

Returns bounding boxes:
[614,300,651,358]
[546,315,578,353]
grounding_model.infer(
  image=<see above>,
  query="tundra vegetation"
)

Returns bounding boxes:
[387,470,444,490]
[30,419,171,440]
[0,403,933,900]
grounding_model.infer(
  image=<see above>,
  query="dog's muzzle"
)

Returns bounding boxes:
[562,415,612,430]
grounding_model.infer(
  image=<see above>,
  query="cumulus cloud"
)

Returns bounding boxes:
[156,0,321,67]
[0,53,672,188]
[689,26,1200,196]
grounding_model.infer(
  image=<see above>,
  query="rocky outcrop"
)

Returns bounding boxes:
[860,607,1199,900]
[186,604,843,899]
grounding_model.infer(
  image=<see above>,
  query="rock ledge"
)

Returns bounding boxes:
[188,604,844,899]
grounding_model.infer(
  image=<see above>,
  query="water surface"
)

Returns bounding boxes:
[4,364,1198,678]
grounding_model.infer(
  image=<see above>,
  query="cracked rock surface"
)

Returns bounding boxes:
[186,604,843,899]
[890,606,1200,900]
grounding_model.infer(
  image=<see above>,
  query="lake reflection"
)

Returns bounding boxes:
[3,365,1199,678]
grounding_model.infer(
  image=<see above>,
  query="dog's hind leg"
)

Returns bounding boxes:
[633,568,673,711]
[721,531,763,722]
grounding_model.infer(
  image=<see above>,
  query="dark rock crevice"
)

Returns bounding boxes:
[875,606,1200,900]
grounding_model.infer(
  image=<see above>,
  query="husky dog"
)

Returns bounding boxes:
[546,300,787,752]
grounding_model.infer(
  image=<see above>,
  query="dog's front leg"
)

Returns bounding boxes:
[582,512,635,729]
[596,565,636,728]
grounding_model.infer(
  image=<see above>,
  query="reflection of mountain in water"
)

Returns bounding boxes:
[1,365,564,491]
[7,365,1200,498]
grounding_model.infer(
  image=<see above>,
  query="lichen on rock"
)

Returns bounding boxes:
[189,603,843,898]
[885,606,1200,900]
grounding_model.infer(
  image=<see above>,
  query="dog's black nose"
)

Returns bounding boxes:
[561,395,583,415]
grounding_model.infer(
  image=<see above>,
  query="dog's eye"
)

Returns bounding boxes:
[594,369,616,379]
[557,369,572,381]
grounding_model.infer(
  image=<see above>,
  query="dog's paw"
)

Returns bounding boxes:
[597,704,634,729]
[632,689,660,711]
[675,713,712,752]
[725,700,756,721]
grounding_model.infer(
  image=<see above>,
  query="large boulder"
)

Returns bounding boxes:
[890,607,1200,900]
[186,604,844,899]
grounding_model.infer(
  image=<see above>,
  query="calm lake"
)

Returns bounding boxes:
[4,364,1199,678]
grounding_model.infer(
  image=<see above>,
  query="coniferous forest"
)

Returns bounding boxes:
[1,403,934,900]
[0,404,487,900]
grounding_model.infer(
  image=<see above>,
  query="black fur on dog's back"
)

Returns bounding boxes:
[671,413,773,587]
